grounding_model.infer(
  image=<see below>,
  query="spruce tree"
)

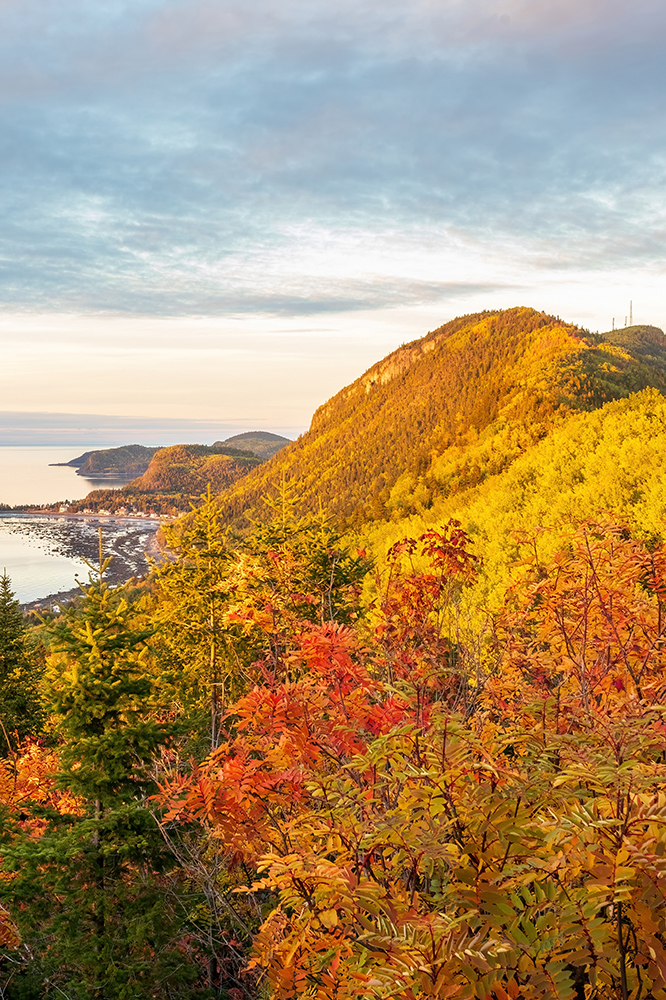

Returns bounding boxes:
[152,484,370,743]
[246,479,371,628]
[0,555,199,999]
[0,572,43,748]
[152,487,232,747]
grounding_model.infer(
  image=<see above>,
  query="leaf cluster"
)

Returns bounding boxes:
[156,518,666,999]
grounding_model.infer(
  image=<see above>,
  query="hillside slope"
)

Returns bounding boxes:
[128,444,259,494]
[69,444,261,515]
[361,386,666,604]
[215,431,290,460]
[218,308,666,528]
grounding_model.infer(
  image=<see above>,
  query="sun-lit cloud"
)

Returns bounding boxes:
[0,0,663,425]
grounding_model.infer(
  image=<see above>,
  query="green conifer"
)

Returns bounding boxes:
[0,572,43,748]
[0,553,197,999]
[152,486,232,747]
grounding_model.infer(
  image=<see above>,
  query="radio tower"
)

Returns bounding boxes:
[630,300,633,325]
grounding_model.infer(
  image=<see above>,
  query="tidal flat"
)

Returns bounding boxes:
[0,514,160,606]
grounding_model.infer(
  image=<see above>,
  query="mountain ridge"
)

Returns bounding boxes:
[217,308,666,529]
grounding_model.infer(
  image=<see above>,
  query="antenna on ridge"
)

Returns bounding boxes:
[612,318,615,331]
[630,300,633,325]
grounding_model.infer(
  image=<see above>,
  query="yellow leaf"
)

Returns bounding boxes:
[319,908,339,929]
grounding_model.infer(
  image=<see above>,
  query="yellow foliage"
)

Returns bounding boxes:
[363,388,666,610]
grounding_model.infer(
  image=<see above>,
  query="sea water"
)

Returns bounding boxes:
[0,445,131,507]
[0,517,90,603]
[0,515,160,604]
[0,447,157,603]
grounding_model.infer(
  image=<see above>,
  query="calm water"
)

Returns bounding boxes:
[0,447,157,603]
[0,515,160,604]
[0,517,90,603]
[0,445,131,507]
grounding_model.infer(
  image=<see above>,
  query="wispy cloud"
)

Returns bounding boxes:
[0,0,663,318]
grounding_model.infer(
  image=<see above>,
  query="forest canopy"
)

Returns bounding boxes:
[216,309,666,530]
[3,308,666,998]
[2,490,666,998]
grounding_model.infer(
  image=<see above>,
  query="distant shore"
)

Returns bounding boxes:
[20,522,165,612]
[0,509,175,522]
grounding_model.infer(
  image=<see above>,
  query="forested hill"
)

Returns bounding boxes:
[218,307,666,528]
[214,431,290,460]
[68,444,262,515]
[52,444,159,480]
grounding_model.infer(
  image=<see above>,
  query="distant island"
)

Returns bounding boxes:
[51,444,159,481]
[46,431,291,515]
[51,431,290,481]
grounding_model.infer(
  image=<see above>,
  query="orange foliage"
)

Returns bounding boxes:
[486,519,666,722]
[0,740,80,835]
[0,740,81,952]
[157,520,666,998]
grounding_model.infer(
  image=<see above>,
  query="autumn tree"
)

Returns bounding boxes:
[370,523,481,715]
[150,485,370,992]
[225,479,370,683]
[158,519,666,999]
[484,518,666,722]
[152,482,369,744]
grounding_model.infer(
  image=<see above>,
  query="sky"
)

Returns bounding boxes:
[0,0,665,442]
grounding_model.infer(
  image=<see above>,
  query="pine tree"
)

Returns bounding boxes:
[0,553,198,999]
[0,572,43,748]
[0,574,24,670]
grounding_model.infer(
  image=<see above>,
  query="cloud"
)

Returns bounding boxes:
[0,0,664,318]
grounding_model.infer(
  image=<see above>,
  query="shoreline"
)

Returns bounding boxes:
[17,529,166,612]
[1,515,168,612]
[0,510,174,522]
[21,585,84,613]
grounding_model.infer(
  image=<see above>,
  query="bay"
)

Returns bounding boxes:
[0,515,160,605]
[0,447,159,604]
[0,517,90,603]
[0,445,133,507]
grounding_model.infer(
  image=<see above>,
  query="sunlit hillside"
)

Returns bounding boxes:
[6,312,666,997]
[218,308,666,528]
[69,443,261,514]
[362,386,666,605]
